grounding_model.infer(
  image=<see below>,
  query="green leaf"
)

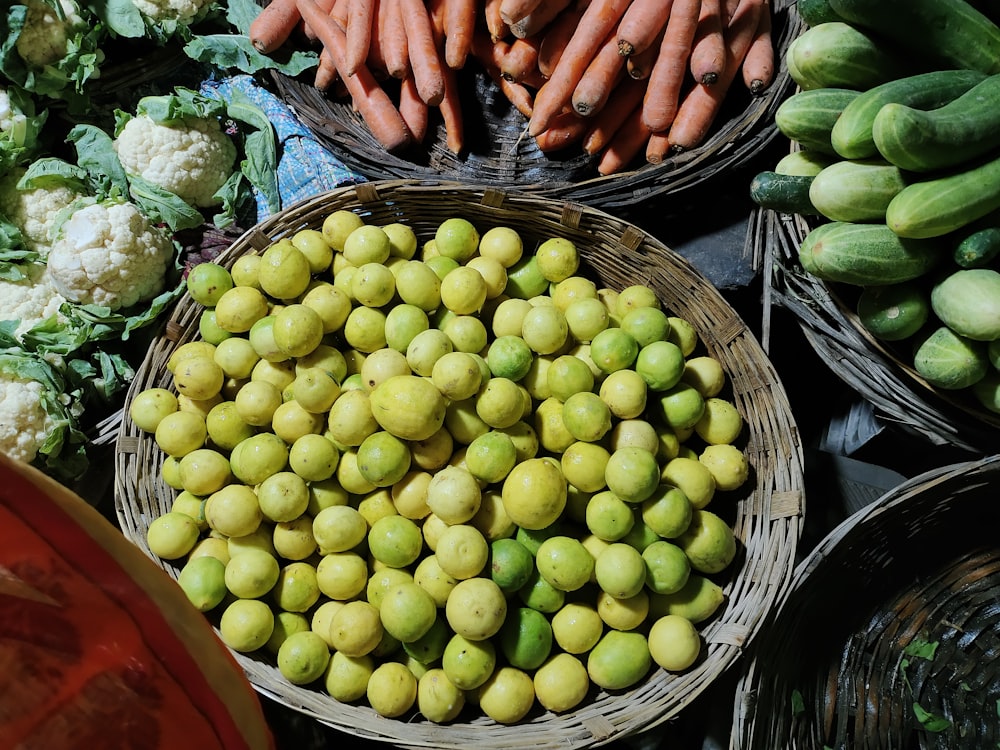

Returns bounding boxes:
[87,0,146,38]
[18,157,90,193]
[0,252,41,281]
[912,702,951,733]
[136,88,229,123]
[903,640,939,660]
[226,0,261,35]
[183,34,318,76]
[791,689,805,716]
[227,88,280,214]
[127,175,205,232]
[66,124,129,196]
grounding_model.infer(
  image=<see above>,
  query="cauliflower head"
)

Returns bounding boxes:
[115,112,237,208]
[47,200,176,312]
[0,88,27,136]
[0,167,85,257]
[131,0,213,25]
[15,0,87,68]
[0,375,57,464]
[0,264,68,340]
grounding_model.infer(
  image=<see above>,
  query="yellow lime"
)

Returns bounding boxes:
[559,440,610,494]
[383,221,418,259]
[478,225,523,267]
[272,516,318,561]
[368,514,424,568]
[616,284,660,316]
[563,297,610,343]
[501,457,567,530]
[491,297,533,338]
[391,469,433,520]
[351,261,396,308]
[533,396,576,454]
[699,443,749,491]
[594,542,646,599]
[589,327,639,374]
[369,374,447,441]
[409,427,455,471]
[230,252,262,288]
[598,367,648,419]
[676,509,737,574]
[435,523,489,580]
[343,224,391,266]
[204,484,263,538]
[256,470,310,523]
[316,551,369,600]
[445,577,507,641]
[477,666,535,724]
[326,388,378,446]
[356,430,412,487]
[694,397,744,445]
[417,668,465,723]
[635,340,685,392]
[661,456,716,509]
[533,652,589,713]
[329,600,383,657]
[219,598,274,652]
[620,305,670,347]
[224,549,280,600]
[343,305,388,353]
[270,399,324,444]
[648,614,701,671]
[366,566,414,609]
[177,447,232,497]
[667,316,699,356]
[596,588,649,630]
[561,391,612,443]
[608,418,659,454]
[475,376,524,429]
[504,254,548,299]
[277,630,330,685]
[413,554,459,606]
[259,240,312,300]
[535,236,580,282]
[587,629,651,690]
[288,432,340,482]
[129,387,178,433]
[440,265,488,314]
[266,611,311,655]
[379,580,438,643]
[153,409,207,458]
[291,228,333,273]
[402,615,451,665]
[521,304,569,355]
[552,276,599,311]
[655,382,707,431]
[641,485,693,539]
[681,355,726,396]
[471,488,516,541]
[544,354,594,402]
[535,535,594,592]
[324,650,374,702]
[551,602,603,654]
[463,430,516,485]
[605,446,660,504]
[367,661,419,718]
[647,573,725,624]
[426,464,482,524]
[586,490,635,541]
[213,285,270,333]
[405,328,454,376]
[177,554,227,612]
[435,217,480,261]
[322,209,365,251]
[466,255,507,298]
[443,314,488,353]
[642,540,691,595]
[442,633,496,690]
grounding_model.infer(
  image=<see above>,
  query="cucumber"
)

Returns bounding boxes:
[774,150,837,177]
[872,74,1000,172]
[951,212,1000,268]
[856,282,930,341]
[798,221,942,286]
[808,159,908,223]
[750,171,819,215]
[796,0,846,26]
[828,0,1000,75]
[885,151,1000,239]
[830,69,988,160]
[913,325,989,389]
[775,88,861,155]
[787,22,913,91]
[931,268,1000,340]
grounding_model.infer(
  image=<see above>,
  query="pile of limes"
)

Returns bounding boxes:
[131,208,750,725]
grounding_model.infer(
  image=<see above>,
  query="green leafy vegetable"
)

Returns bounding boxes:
[912,702,951,733]
[184,34,318,76]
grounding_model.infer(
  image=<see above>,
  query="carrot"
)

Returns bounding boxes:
[437,63,465,153]
[625,26,664,79]
[536,0,589,78]
[398,73,430,142]
[528,0,632,137]
[398,0,446,105]
[534,110,590,151]
[690,0,727,84]
[301,0,336,42]
[314,46,339,90]
[471,32,535,117]
[571,29,626,117]
[581,75,645,154]
[331,0,349,27]
[509,0,572,39]
[500,77,536,118]
[500,0,545,26]
[426,0,448,37]
[296,0,412,151]
[596,101,650,175]
[500,35,542,83]
[641,0,700,132]
[485,0,509,41]
[644,131,670,163]
[379,0,410,78]
[741,0,774,94]
[250,0,301,54]
[443,0,477,68]
[616,0,671,58]
[344,0,376,75]
[668,0,763,151]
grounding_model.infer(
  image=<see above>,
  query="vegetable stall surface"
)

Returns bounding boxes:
[750,0,1000,424]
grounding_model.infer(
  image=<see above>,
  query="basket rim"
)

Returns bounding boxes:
[114,180,805,748]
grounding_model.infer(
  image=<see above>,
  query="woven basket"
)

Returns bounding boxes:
[731,452,1000,749]
[759,205,1000,455]
[114,180,804,748]
[267,2,803,209]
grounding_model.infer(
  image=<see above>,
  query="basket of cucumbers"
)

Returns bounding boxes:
[754,0,1000,453]
[113,181,804,747]
[731,453,1000,749]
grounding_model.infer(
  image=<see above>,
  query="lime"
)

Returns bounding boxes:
[344,305,388,353]
[204,484,263,539]
[491,297,533,338]
[291,228,334,273]
[259,240,312,300]
[272,516,318,561]
[272,561,321,613]
[620,305,670,347]
[380,581,438,643]
[266,611,311,654]
[560,440,611,493]
[426,464,482,524]
[545,354,595,402]
[272,304,325,359]
[129,387,178,433]
[225,549,280,599]
[177,555,227,611]
[366,566,414,609]
[326,388,378,447]
[231,253,262,288]
[535,535,594,592]
[435,523,489,579]
[324,651,374,702]
[586,490,635,541]
[551,602,604,654]
[435,217,480,261]
[517,568,565,613]
[350,261,396,308]
[466,255,507,298]
[521,305,569,355]
[277,630,331,685]
[605,446,660,504]
[486,335,533,381]
[214,285,269,334]
[667,316,699,356]
[647,573,725,624]
[406,327,454,376]
[489,537,535,594]
[661,456,716,510]
[402,615,452,665]
[154,409,207,458]
[322,209,365,251]
[694,397,744,445]
[316,552,369,600]
[288,433,340,482]
[417,668,466,724]
[642,540,691,595]
[596,588,649,630]
[563,297,610,343]
[533,653,589,713]
[257,471,310,523]
[535,237,580,282]
[475,376,524,429]
[471,488,517,541]
[367,662,419,718]
[464,430,517,484]
[505,254,549,299]
[534,396,577,454]
[648,614,701,671]
[343,224,391,266]
[501,457,567,530]
[598,368,648,420]
[478,666,536,724]
[636,340,685,391]
[442,633,496,690]
[641,485,693,539]
[219,598,274,652]
[699,443,749,491]
[356,430,412,487]
[391,469,433,519]
[589,327,639,373]
[413,554,459,606]
[616,284,660,316]
[384,304,430,354]
[313,504,367,553]
[368,514,424,568]
[478,226,523,267]
[395,261,442,311]
[561,391,612,443]
[177,447,231,497]
[552,276,599,312]
[187,262,234,306]
[440,265,488,314]
[270,399,325,444]
[676,509,737,574]
[594,542,646,599]
[443,314,488,354]
[499,607,553,670]
[330,600,384,657]
[370,374,447,441]
[425,254,459,280]
[445,577,508,641]
[587,629,651,690]
[655,382,707,431]
[681,355,726,397]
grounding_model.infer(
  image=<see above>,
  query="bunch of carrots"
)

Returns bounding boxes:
[250,0,775,175]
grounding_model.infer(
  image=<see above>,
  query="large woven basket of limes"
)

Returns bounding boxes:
[114,180,804,748]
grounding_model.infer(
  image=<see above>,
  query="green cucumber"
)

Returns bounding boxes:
[775,88,861,155]
[872,74,1000,172]
[796,0,846,26]
[798,221,942,285]
[808,159,908,223]
[830,69,988,160]
[750,171,819,215]
[856,282,930,341]
[828,0,1000,75]
[931,268,1000,340]
[886,151,1000,238]
[952,212,1000,268]
[913,325,989,389]
[787,22,913,91]
[774,150,837,177]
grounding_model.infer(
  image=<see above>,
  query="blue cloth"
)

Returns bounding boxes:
[200,74,365,222]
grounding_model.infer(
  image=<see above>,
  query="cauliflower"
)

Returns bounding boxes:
[130,0,213,25]
[114,113,237,208]
[0,374,58,464]
[0,88,27,136]
[15,0,86,68]
[0,167,85,257]
[46,199,176,311]
[0,263,68,339]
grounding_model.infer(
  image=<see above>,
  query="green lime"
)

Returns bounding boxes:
[489,537,535,594]
[277,630,331,685]
[499,607,554,670]
[535,535,594,592]
[177,555,227,611]
[589,327,639,373]
[435,217,480,261]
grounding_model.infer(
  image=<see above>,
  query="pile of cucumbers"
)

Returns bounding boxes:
[752,0,1000,412]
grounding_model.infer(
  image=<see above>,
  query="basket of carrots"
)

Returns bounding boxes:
[730,453,1000,749]
[248,0,801,209]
